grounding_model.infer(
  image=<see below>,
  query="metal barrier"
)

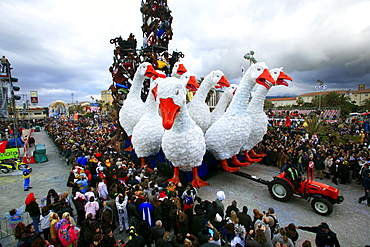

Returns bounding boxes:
[0,212,32,239]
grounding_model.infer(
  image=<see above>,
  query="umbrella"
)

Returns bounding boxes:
[25,193,35,205]
[362,112,370,115]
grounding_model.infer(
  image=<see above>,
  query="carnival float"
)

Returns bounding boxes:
[105,0,343,215]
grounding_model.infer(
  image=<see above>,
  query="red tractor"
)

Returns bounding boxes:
[268,162,344,216]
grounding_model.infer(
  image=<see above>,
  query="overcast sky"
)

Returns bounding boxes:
[1,0,370,107]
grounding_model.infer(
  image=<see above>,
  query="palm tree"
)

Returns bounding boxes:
[304,115,326,138]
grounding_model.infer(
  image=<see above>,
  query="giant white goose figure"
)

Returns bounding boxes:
[158,77,209,188]
[210,84,238,126]
[187,70,230,133]
[205,62,275,172]
[241,67,292,163]
[131,72,167,169]
[171,62,187,78]
[119,62,157,138]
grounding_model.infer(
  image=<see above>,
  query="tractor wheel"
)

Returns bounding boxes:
[311,198,333,216]
[268,179,293,202]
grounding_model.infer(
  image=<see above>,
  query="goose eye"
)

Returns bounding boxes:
[176,89,179,95]
[257,68,261,71]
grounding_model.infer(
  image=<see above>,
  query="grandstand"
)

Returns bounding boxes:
[264,107,341,121]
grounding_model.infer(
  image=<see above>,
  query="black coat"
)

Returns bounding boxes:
[237,212,252,230]
[190,214,207,235]
[25,201,40,217]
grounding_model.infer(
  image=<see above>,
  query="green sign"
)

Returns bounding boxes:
[0,148,19,160]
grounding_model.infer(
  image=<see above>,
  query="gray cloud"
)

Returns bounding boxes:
[1,0,370,106]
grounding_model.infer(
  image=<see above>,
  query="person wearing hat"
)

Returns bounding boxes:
[25,193,41,234]
[296,222,340,247]
[125,226,145,247]
[358,171,370,206]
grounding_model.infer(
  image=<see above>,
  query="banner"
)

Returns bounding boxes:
[0,148,19,160]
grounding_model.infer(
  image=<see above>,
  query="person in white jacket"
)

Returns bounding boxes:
[97,178,109,201]
[116,192,129,234]
[84,196,99,219]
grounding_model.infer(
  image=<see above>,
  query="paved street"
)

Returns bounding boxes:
[0,129,369,246]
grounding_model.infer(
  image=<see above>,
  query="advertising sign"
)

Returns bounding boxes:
[0,148,19,160]
[30,91,38,103]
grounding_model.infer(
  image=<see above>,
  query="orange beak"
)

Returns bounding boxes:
[257,69,275,89]
[159,98,180,130]
[177,64,187,75]
[144,64,158,78]
[215,75,230,89]
[276,71,292,87]
[186,76,200,91]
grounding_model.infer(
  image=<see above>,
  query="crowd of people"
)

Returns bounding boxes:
[255,119,370,188]
[5,116,370,247]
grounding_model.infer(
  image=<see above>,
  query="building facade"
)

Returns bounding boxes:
[268,84,370,107]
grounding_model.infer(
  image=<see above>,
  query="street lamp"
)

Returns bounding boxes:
[244,50,257,65]
[315,79,327,111]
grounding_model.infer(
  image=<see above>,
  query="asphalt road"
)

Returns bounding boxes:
[1,129,369,246]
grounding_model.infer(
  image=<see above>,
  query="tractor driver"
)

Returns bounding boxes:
[282,160,301,190]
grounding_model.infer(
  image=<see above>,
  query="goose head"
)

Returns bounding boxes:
[206,70,230,89]
[224,84,238,99]
[171,62,187,78]
[247,62,275,89]
[136,62,158,79]
[270,67,292,87]
[180,72,199,91]
[158,77,186,130]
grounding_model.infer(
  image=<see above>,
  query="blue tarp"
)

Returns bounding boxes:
[6,138,24,147]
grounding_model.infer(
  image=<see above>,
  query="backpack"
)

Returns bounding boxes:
[269,214,280,234]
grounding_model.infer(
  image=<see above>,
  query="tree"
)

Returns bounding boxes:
[304,115,326,138]
[359,98,370,112]
[264,99,274,109]
[69,104,85,114]
[296,96,304,107]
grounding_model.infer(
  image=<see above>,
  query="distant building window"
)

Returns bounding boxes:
[34,112,42,115]
[365,94,368,96]
[354,95,357,97]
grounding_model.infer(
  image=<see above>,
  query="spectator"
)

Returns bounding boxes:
[225,200,239,218]
[297,222,340,247]
[102,228,116,247]
[116,192,130,233]
[358,171,370,206]
[272,227,294,247]
[5,205,25,233]
[25,193,41,234]
[85,196,99,219]
[152,220,166,246]
[237,206,252,231]
[284,223,299,245]
[40,206,52,241]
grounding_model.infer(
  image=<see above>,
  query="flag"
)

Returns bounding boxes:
[0,141,8,153]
